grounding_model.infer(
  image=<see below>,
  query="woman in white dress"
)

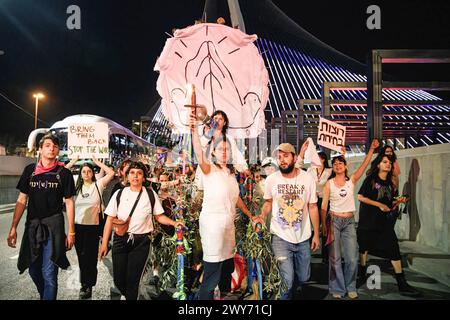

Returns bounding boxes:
[189,112,262,300]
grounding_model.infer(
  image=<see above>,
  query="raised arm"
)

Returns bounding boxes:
[295,139,309,169]
[65,155,80,170]
[92,156,115,185]
[351,139,379,184]
[189,112,211,175]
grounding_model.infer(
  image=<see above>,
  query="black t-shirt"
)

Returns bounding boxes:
[358,175,398,231]
[110,180,125,200]
[103,176,120,205]
[16,164,76,220]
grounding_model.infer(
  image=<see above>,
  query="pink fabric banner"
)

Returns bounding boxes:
[155,23,269,139]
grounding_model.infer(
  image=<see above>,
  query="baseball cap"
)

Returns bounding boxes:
[275,143,296,154]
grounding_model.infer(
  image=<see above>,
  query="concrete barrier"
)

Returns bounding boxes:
[347,143,450,254]
[344,143,450,285]
[0,156,35,205]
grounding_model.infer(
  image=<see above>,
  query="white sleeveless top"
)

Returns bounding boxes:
[329,178,355,213]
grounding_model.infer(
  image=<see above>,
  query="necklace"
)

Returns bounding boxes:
[81,184,91,198]
[316,167,324,180]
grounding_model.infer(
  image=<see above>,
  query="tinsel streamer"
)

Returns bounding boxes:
[172,226,188,300]
[242,222,286,299]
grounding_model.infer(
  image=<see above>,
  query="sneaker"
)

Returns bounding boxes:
[120,295,126,300]
[332,293,342,299]
[79,286,92,300]
[348,291,358,299]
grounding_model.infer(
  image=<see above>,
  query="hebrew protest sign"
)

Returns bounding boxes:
[68,123,109,158]
[317,118,346,153]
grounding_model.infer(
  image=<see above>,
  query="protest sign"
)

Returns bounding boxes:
[317,118,346,153]
[68,123,109,158]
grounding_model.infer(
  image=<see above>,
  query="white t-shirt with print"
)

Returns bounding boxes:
[75,176,108,225]
[105,187,164,234]
[264,170,317,244]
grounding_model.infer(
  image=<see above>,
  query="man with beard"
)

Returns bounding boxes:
[259,143,320,300]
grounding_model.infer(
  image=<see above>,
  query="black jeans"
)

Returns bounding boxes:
[74,224,100,287]
[112,233,151,300]
[198,258,234,300]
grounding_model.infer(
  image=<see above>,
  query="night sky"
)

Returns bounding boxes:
[1,0,449,144]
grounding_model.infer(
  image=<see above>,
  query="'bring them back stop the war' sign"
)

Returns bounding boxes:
[68,123,109,159]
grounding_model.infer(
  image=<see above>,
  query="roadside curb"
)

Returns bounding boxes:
[0,204,15,214]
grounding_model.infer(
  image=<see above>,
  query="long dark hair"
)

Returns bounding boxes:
[379,145,397,162]
[318,151,330,168]
[211,110,229,134]
[75,162,97,195]
[366,153,394,183]
[329,155,350,181]
[207,110,229,146]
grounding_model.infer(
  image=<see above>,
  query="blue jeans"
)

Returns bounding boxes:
[28,233,59,300]
[328,216,358,296]
[272,235,311,300]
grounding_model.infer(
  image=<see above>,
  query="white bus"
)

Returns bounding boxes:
[27,114,155,167]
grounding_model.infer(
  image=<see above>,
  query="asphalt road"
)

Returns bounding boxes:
[0,208,114,300]
[1,207,450,300]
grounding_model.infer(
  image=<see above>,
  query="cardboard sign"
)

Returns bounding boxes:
[317,118,346,153]
[68,123,109,158]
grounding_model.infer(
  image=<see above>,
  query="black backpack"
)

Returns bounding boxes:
[115,186,155,214]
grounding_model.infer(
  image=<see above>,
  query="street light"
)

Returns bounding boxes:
[33,92,45,130]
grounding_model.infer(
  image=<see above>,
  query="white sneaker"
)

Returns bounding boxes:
[120,295,126,300]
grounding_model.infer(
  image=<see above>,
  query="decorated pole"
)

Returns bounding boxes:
[255,223,264,300]
[173,226,186,300]
[172,206,190,300]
